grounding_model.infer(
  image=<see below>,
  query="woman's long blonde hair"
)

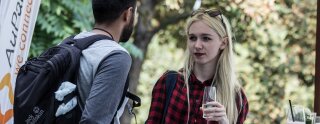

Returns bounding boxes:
[183,9,242,124]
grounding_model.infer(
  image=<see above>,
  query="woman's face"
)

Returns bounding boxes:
[187,20,226,66]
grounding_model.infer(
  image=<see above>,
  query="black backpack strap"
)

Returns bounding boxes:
[126,92,141,108]
[161,71,178,124]
[74,34,113,50]
[125,92,141,124]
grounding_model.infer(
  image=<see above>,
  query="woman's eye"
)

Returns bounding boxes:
[189,36,197,41]
[202,37,211,41]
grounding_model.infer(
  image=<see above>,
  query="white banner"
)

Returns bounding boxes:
[0,0,41,123]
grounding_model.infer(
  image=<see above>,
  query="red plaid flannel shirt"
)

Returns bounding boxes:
[146,71,249,124]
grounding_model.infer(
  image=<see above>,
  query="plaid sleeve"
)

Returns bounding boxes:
[237,89,249,124]
[145,72,168,124]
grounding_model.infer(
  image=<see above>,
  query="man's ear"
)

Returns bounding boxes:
[122,7,134,24]
[220,37,228,50]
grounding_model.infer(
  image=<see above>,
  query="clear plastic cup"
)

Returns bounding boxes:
[286,105,305,123]
[315,116,320,124]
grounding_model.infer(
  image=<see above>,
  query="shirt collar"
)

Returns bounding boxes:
[189,71,214,86]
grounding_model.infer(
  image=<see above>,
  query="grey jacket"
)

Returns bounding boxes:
[75,32,131,124]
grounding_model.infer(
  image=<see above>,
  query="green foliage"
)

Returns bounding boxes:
[30,0,93,57]
[230,1,316,123]
[121,41,144,60]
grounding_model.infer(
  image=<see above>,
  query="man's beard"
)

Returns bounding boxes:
[119,15,134,43]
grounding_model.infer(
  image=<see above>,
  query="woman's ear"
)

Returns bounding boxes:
[220,37,228,50]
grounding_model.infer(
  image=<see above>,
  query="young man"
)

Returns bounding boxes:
[76,0,137,123]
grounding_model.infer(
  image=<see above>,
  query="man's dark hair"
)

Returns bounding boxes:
[92,0,137,24]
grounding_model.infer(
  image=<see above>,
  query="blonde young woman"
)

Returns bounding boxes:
[146,8,249,124]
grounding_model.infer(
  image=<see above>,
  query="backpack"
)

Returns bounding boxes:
[161,71,178,124]
[14,35,141,124]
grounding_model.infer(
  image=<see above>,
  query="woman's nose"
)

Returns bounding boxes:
[194,40,203,50]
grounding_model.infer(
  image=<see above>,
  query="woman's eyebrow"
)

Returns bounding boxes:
[188,33,213,36]
[201,33,214,36]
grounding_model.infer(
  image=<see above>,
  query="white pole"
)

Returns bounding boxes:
[193,0,202,10]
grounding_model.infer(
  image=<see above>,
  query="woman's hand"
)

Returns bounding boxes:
[202,101,229,124]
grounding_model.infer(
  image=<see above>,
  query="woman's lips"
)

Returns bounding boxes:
[194,53,205,57]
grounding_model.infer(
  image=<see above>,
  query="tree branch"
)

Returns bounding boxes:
[152,12,190,34]
[153,0,162,6]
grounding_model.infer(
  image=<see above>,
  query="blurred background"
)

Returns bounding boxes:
[30,0,317,123]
